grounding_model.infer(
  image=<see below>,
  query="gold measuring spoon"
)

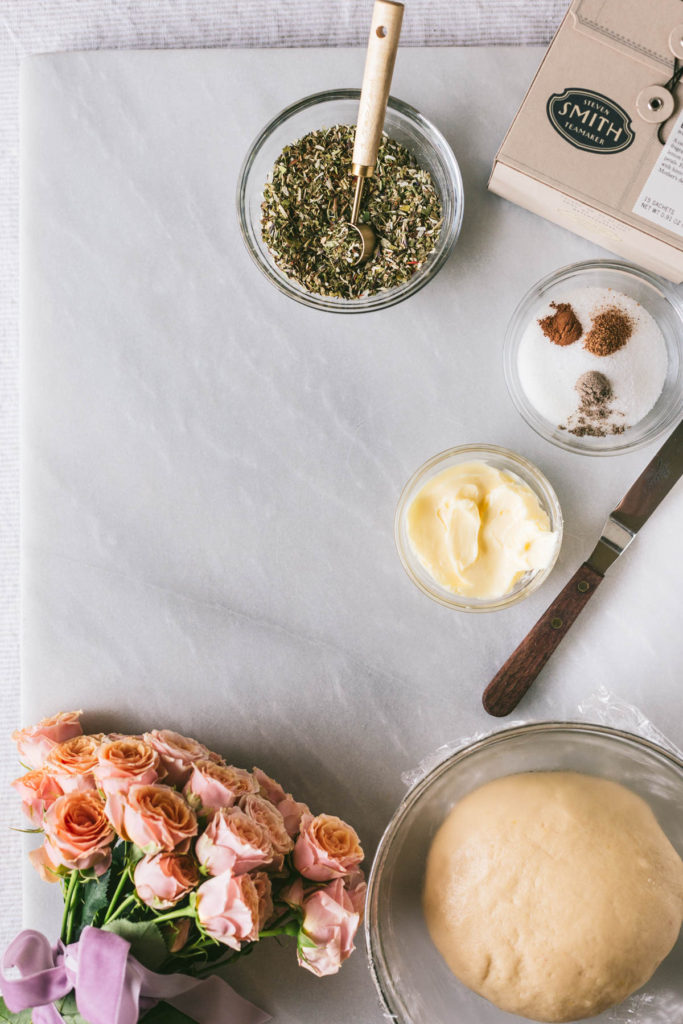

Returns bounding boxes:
[347,0,404,265]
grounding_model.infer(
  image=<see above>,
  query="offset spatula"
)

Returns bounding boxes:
[483,419,683,717]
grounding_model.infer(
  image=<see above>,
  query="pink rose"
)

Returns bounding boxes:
[94,738,161,794]
[45,735,101,793]
[196,872,259,949]
[251,871,275,930]
[143,730,215,785]
[12,711,83,770]
[276,795,310,838]
[40,791,115,876]
[297,878,360,977]
[196,807,272,876]
[105,784,197,853]
[253,767,287,805]
[293,813,363,882]
[12,770,63,825]
[184,762,258,816]
[344,869,367,916]
[134,852,199,910]
[240,794,293,864]
[253,767,309,837]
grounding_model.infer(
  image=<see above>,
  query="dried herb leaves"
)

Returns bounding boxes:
[261,124,443,299]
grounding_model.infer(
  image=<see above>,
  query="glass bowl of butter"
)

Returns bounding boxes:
[394,444,563,613]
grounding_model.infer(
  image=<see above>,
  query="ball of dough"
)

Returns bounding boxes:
[423,772,683,1022]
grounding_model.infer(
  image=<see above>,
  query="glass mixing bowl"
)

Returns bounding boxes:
[237,89,463,313]
[366,722,683,1024]
[394,444,563,613]
[504,260,683,455]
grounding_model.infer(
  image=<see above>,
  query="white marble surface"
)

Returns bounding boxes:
[20,47,683,1023]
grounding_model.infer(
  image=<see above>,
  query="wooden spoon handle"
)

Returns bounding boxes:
[352,0,404,175]
[482,563,605,717]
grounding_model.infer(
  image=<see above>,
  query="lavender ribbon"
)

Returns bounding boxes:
[1,927,270,1024]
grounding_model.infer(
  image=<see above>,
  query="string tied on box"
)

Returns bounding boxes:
[658,57,683,144]
[0,926,270,1024]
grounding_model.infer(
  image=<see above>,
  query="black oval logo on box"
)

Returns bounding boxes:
[547,88,634,153]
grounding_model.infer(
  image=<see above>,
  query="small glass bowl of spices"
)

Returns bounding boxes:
[395,444,563,613]
[237,89,463,313]
[504,260,683,455]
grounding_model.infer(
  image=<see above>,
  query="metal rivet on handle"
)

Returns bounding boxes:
[551,617,563,629]
[636,86,674,123]
[578,580,590,593]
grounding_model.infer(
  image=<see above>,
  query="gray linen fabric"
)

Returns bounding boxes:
[0,0,565,950]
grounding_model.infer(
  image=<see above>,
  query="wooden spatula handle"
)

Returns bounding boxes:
[352,0,404,174]
[482,563,605,717]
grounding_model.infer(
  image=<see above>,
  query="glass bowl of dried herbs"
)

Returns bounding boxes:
[237,89,463,313]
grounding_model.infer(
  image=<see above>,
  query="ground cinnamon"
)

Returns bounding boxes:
[583,307,633,356]
[538,302,583,346]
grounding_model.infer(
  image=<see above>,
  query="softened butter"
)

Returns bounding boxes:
[406,461,557,599]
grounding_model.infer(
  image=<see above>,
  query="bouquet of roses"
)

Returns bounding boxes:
[0,712,366,1024]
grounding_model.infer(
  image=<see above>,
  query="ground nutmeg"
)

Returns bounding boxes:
[584,306,634,357]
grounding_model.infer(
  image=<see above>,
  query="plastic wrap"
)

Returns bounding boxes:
[397,688,683,1024]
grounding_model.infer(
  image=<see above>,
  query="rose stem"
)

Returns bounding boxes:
[60,871,79,943]
[103,866,132,924]
[104,892,138,925]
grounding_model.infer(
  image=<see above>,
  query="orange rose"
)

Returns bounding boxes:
[37,791,115,876]
[94,737,161,794]
[293,813,364,881]
[12,711,83,769]
[45,735,101,793]
[106,784,197,852]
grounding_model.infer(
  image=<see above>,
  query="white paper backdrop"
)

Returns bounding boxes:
[0,0,566,955]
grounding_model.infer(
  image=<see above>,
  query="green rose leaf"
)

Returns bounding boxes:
[127,844,146,867]
[0,995,33,1023]
[53,992,90,1024]
[102,919,168,971]
[73,872,111,938]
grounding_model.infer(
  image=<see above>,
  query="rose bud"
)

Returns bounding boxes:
[41,791,115,875]
[134,852,199,910]
[196,807,272,876]
[142,730,214,786]
[106,783,197,853]
[94,737,161,795]
[297,878,360,977]
[12,769,63,825]
[196,872,259,949]
[163,917,192,953]
[293,813,363,882]
[12,711,83,770]
[45,735,101,794]
[184,762,258,816]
